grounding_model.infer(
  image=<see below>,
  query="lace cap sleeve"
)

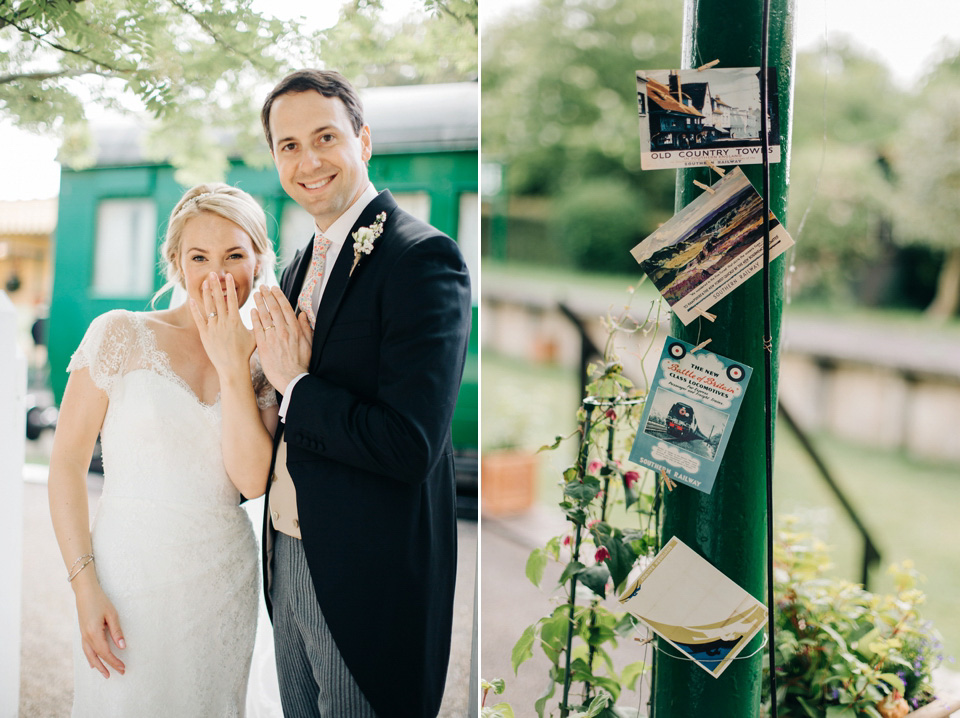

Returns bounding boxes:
[251,351,278,410]
[67,310,138,394]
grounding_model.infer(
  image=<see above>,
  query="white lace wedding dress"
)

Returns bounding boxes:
[67,309,276,717]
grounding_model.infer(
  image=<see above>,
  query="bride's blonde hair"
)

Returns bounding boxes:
[152,183,275,307]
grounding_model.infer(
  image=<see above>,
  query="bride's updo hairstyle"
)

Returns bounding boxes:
[152,182,275,307]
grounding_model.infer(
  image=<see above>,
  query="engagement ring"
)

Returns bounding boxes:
[208,312,217,319]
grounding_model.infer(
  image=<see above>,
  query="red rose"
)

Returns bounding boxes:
[595,546,610,562]
[624,471,640,488]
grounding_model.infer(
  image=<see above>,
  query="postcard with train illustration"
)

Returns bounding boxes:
[628,336,752,494]
[635,67,781,171]
[630,168,794,325]
[618,535,767,678]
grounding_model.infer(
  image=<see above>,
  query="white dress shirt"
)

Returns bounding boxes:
[278,183,378,421]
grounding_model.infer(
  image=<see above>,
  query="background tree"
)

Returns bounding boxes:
[785,39,902,304]
[481,0,682,272]
[890,45,960,318]
[0,0,477,184]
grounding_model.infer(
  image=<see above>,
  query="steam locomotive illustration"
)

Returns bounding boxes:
[666,402,700,440]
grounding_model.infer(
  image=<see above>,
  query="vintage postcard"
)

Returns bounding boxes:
[630,167,794,325]
[628,337,751,494]
[636,67,780,170]
[618,536,767,679]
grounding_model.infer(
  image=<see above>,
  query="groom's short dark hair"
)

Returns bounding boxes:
[261,69,365,151]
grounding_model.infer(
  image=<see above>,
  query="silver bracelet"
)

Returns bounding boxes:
[67,553,95,582]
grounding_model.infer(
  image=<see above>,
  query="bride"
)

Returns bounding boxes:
[48,183,285,716]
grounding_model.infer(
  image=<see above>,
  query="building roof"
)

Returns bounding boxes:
[85,82,478,167]
[670,78,710,113]
[643,77,703,117]
[0,198,58,235]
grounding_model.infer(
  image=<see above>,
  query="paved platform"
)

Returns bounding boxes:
[18,467,477,716]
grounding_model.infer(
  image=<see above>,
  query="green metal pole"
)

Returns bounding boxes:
[653,1,795,716]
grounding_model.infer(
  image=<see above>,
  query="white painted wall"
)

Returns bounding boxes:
[0,290,25,716]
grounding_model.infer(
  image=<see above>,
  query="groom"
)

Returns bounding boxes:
[251,70,471,718]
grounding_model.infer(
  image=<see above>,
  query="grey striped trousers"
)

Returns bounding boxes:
[271,532,378,718]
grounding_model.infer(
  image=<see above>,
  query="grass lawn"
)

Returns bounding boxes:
[482,351,960,662]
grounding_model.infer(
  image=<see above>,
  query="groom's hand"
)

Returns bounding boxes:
[251,286,314,393]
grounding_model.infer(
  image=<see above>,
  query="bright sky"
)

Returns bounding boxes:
[3,0,959,201]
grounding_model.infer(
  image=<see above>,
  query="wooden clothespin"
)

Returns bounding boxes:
[693,180,715,195]
[691,337,712,353]
[694,306,717,322]
[697,59,720,71]
[659,470,676,492]
[634,636,655,646]
[705,160,726,177]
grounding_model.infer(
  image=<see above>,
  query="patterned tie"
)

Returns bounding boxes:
[297,234,333,328]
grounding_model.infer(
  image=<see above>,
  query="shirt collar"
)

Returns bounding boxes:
[315,183,378,250]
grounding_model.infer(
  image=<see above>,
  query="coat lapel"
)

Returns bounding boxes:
[308,190,399,373]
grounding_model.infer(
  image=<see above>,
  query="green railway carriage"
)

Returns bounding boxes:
[47,82,479,472]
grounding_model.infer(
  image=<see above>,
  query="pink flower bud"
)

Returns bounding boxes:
[588,460,603,475]
[624,471,640,488]
[605,408,617,420]
[587,519,599,529]
[595,546,610,563]
[562,535,571,546]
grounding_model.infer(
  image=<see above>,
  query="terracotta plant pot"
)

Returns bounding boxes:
[481,449,538,516]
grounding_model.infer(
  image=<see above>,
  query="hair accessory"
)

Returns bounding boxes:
[174,191,218,219]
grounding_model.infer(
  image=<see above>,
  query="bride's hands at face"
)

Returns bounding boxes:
[74,579,126,679]
[190,272,256,379]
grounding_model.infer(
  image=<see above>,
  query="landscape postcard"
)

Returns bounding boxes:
[630,168,794,325]
[636,67,781,170]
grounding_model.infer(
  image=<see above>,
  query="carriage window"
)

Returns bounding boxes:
[391,192,431,223]
[458,192,479,301]
[92,199,156,297]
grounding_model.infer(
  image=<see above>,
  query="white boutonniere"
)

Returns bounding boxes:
[350,212,387,276]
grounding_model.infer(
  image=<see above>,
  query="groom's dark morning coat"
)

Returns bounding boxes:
[262,190,471,718]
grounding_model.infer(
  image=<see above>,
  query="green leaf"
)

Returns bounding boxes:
[877,672,906,694]
[613,613,637,637]
[534,678,556,718]
[826,706,857,718]
[620,660,648,691]
[539,611,570,665]
[851,626,881,659]
[559,561,586,585]
[563,506,588,524]
[481,677,506,694]
[511,624,535,675]
[582,692,612,717]
[538,436,564,452]
[597,528,639,592]
[526,548,548,588]
[482,702,515,718]
[564,475,602,503]
[578,563,611,598]
[796,696,823,718]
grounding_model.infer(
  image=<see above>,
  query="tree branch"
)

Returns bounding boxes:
[2,17,131,75]
[0,69,116,85]
[167,0,275,70]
